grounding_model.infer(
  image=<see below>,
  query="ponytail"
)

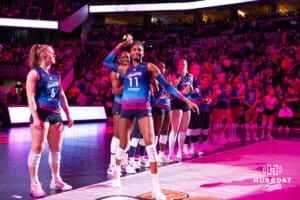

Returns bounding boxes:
[29,44,49,68]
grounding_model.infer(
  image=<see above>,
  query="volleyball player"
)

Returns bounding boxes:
[103,41,198,200]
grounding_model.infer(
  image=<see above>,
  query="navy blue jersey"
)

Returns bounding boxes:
[153,84,171,109]
[114,73,124,104]
[122,62,152,110]
[35,66,60,113]
[245,87,256,105]
[199,86,211,111]
[190,78,202,105]
[218,83,229,102]
[176,73,193,99]
[230,86,242,104]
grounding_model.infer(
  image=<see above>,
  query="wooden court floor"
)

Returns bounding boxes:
[1,122,300,200]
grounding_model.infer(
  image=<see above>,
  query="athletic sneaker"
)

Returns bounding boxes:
[50,179,72,190]
[128,159,140,170]
[112,170,121,188]
[168,154,178,162]
[138,157,150,167]
[152,189,166,200]
[158,153,171,163]
[125,163,137,174]
[30,182,45,198]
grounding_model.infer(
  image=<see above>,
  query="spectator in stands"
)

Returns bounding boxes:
[67,83,80,105]
[7,86,18,104]
[77,90,88,106]
[286,86,299,113]
[20,84,27,105]
[0,82,5,104]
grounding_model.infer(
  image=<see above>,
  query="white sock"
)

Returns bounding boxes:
[151,173,159,191]
[30,176,40,185]
[168,131,177,155]
[52,173,61,181]
[178,131,186,153]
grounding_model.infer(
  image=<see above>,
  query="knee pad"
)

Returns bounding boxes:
[159,135,168,145]
[130,137,139,147]
[48,151,61,164]
[146,145,158,162]
[115,147,126,161]
[28,151,42,167]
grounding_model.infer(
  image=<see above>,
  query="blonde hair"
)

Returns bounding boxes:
[29,44,51,68]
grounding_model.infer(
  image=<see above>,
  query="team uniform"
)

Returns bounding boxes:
[152,84,171,115]
[169,72,193,159]
[216,83,229,109]
[261,94,278,140]
[229,86,242,108]
[263,95,277,116]
[152,81,172,163]
[120,62,152,119]
[244,86,259,141]
[171,73,193,111]
[185,78,201,154]
[214,83,230,145]
[111,75,123,116]
[29,66,62,124]
[107,73,124,176]
[244,87,257,111]
[228,85,242,142]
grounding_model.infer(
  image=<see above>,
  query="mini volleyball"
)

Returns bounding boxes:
[122,33,133,43]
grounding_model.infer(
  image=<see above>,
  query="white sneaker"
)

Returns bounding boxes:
[158,153,171,163]
[138,157,150,168]
[152,189,166,200]
[50,179,72,191]
[167,154,178,162]
[30,183,45,198]
[112,169,121,187]
[130,159,140,170]
[125,163,137,174]
[183,144,189,154]
[176,151,182,160]
[112,178,121,188]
